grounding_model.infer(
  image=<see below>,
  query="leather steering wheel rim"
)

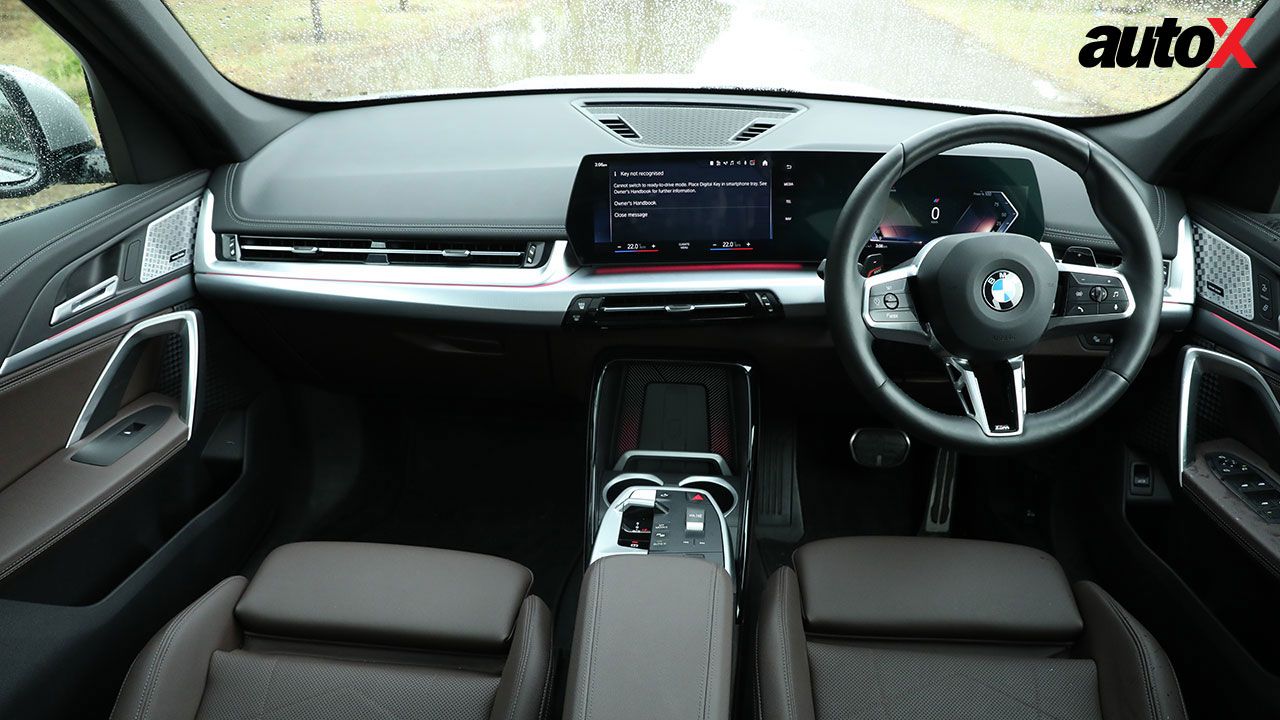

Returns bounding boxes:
[826,114,1163,454]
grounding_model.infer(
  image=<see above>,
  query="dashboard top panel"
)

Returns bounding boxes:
[206,91,1176,258]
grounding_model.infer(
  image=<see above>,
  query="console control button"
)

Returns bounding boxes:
[685,507,706,536]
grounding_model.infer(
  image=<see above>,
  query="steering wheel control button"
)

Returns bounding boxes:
[1088,285,1109,303]
[872,278,909,294]
[1080,333,1115,350]
[1066,303,1096,316]
[1062,246,1098,266]
[1069,272,1121,288]
[983,269,1024,311]
[869,292,911,311]
[870,308,917,323]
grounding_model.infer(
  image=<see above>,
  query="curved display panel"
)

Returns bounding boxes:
[566,151,1044,273]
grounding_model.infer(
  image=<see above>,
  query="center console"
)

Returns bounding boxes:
[586,359,754,586]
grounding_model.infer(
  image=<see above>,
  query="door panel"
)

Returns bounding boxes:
[0,173,281,720]
[0,177,205,622]
[0,328,123,491]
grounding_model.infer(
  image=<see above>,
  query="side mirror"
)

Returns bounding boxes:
[0,65,110,199]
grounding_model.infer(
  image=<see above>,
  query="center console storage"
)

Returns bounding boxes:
[563,554,734,720]
[587,359,754,584]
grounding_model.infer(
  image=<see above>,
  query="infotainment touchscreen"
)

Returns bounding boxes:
[565,151,1044,272]
[599,155,773,257]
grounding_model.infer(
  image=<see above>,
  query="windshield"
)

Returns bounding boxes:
[162,0,1262,116]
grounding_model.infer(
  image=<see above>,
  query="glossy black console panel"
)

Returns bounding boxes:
[587,359,753,584]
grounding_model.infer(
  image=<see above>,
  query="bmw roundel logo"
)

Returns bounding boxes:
[983,270,1024,312]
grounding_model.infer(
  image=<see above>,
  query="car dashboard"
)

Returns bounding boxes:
[191,92,1196,343]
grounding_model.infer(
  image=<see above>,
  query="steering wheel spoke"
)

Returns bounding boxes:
[862,263,929,345]
[1044,262,1134,337]
[943,355,1027,437]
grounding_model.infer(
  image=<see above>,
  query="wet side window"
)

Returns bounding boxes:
[0,0,113,223]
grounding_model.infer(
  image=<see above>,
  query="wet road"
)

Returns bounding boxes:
[693,0,1083,113]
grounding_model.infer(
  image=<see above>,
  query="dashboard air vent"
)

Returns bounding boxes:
[230,235,547,268]
[598,115,641,140]
[564,290,782,328]
[732,121,776,142]
[575,100,802,148]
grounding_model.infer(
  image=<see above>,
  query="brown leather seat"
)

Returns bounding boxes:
[111,542,552,720]
[756,536,1187,720]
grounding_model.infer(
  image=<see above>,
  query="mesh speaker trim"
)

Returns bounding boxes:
[141,197,201,282]
[576,100,802,148]
[1192,221,1254,320]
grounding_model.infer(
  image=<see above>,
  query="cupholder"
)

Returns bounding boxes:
[678,477,738,515]
[602,474,664,505]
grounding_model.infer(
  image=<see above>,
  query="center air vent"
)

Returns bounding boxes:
[576,100,802,148]
[226,235,547,268]
[564,290,782,328]
[597,115,641,140]
[732,121,776,142]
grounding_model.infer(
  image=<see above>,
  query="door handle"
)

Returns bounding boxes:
[50,276,119,325]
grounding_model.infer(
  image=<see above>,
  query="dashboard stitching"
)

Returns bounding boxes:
[0,172,205,292]
[223,164,565,230]
[1208,200,1280,243]
[1155,186,1166,237]
[1042,227,1110,241]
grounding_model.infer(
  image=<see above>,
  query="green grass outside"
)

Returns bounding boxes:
[903,0,1257,114]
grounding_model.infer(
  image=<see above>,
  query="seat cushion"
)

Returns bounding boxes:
[194,650,503,720]
[757,537,1187,720]
[236,541,533,653]
[112,542,551,720]
[793,536,1083,643]
[805,642,1102,720]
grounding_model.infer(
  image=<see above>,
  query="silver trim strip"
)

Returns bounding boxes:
[613,450,732,475]
[600,473,664,505]
[238,245,525,258]
[1177,346,1280,480]
[67,310,200,446]
[944,355,1026,437]
[0,275,195,379]
[198,193,1195,330]
[50,276,118,326]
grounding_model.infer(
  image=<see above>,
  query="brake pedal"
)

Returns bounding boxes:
[849,428,911,468]
[923,448,958,535]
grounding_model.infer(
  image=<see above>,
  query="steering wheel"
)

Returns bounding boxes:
[826,114,1163,453]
